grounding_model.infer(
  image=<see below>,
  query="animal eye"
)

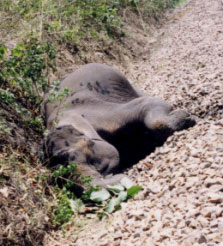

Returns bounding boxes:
[87,156,95,165]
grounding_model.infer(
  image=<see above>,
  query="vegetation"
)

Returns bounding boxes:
[0,149,53,246]
[0,0,184,245]
[0,0,183,44]
[49,163,142,226]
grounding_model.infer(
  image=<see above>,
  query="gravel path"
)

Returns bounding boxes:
[45,0,223,245]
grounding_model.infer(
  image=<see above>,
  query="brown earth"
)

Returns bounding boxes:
[44,0,223,245]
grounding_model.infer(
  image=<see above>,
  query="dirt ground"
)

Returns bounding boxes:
[44,0,223,245]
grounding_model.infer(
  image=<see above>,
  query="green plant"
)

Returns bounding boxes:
[0,114,11,136]
[51,187,84,227]
[50,163,89,227]
[0,40,56,110]
[25,116,45,133]
[83,176,142,215]
[0,39,56,132]
[47,80,69,104]
[49,164,82,227]
[46,79,72,128]
[52,163,79,188]
[49,162,142,225]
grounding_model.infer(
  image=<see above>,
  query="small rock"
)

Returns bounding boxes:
[133,232,141,238]
[99,241,110,246]
[114,232,122,240]
[154,209,162,221]
[113,239,121,246]
[177,220,186,229]
[207,193,223,203]
[218,221,223,233]
[0,187,9,198]
[197,216,209,227]
[198,235,207,244]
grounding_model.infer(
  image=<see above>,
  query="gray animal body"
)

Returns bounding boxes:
[43,63,195,187]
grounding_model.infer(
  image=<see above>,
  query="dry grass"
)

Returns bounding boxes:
[0,148,54,246]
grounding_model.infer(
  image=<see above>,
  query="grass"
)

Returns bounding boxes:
[0,149,53,246]
[0,0,185,44]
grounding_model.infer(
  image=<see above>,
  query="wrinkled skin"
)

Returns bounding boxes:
[43,63,195,187]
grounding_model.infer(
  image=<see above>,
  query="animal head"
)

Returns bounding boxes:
[45,125,119,174]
